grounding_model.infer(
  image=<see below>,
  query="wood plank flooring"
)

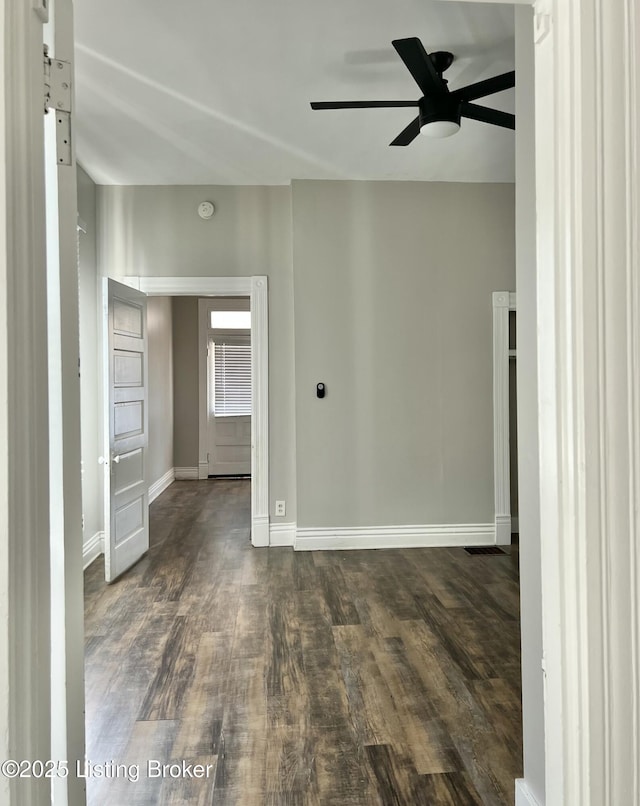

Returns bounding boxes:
[84,480,523,805]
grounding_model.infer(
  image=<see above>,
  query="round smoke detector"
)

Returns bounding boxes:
[198,201,215,220]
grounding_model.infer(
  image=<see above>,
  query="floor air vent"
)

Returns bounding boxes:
[464,546,506,556]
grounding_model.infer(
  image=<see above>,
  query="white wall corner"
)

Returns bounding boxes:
[269,522,296,547]
[198,461,209,480]
[294,523,495,552]
[148,468,175,504]
[252,515,270,548]
[495,514,512,545]
[83,532,104,570]
[515,779,543,806]
[174,467,199,480]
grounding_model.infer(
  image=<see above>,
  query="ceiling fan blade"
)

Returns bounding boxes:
[390,116,421,146]
[451,71,515,102]
[392,38,447,95]
[461,102,515,130]
[310,100,419,110]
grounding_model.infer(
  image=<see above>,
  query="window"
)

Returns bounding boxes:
[208,338,252,417]
[210,310,251,329]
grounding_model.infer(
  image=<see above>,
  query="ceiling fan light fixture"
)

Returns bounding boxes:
[420,120,460,138]
[418,95,461,138]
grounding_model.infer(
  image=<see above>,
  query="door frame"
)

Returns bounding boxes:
[122,276,270,548]
[199,297,251,478]
[492,291,517,545]
[1,1,53,802]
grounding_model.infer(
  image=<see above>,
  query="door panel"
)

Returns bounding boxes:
[208,415,251,475]
[113,297,144,335]
[114,400,143,439]
[104,278,149,582]
[113,448,144,493]
[114,351,143,386]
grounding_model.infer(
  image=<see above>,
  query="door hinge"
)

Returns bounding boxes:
[44,45,73,165]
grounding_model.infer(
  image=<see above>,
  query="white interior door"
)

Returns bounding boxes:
[207,329,252,476]
[103,279,149,582]
[207,333,252,475]
[208,415,252,475]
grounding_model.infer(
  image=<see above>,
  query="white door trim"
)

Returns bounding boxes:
[44,2,86,804]
[1,1,53,803]
[133,276,270,548]
[535,1,640,804]
[493,291,516,545]
[515,778,543,806]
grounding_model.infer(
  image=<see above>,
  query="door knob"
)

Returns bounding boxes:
[112,454,121,464]
[98,456,108,466]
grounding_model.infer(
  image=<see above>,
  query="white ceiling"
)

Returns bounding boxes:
[74,0,515,185]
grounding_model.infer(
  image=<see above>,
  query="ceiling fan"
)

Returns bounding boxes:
[310,37,515,145]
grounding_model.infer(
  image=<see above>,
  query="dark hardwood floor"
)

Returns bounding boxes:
[84,480,523,805]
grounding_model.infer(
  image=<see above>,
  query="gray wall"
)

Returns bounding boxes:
[291,180,515,528]
[98,185,297,521]
[97,181,516,531]
[147,297,174,485]
[77,165,102,549]
[172,297,199,468]
[515,6,545,804]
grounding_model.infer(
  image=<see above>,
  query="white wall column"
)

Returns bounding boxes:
[535,1,640,804]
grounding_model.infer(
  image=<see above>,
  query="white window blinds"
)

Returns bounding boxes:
[209,339,252,417]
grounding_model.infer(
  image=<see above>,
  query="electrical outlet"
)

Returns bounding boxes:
[275,500,286,517]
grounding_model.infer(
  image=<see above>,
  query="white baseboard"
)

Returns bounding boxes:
[252,515,270,547]
[83,531,104,570]
[269,522,296,547]
[515,779,543,806]
[148,468,175,503]
[198,461,209,480]
[174,466,199,480]
[294,523,495,552]
[495,513,512,545]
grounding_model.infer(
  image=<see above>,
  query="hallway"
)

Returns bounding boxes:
[84,480,522,805]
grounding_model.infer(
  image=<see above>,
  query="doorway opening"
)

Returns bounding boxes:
[201,297,252,479]
[105,276,269,568]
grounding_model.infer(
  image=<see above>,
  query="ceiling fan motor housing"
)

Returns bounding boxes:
[418,95,461,129]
